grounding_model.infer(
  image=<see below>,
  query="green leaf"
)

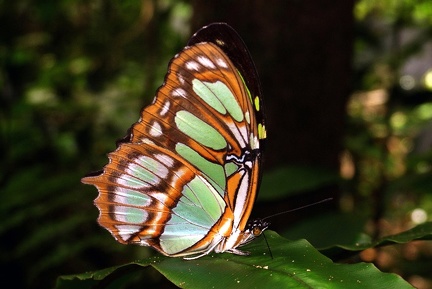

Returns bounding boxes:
[379,221,432,242]
[56,231,413,289]
[320,222,432,259]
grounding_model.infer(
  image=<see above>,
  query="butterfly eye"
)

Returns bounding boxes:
[253,226,262,236]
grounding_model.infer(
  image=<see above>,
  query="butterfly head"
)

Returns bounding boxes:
[243,218,270,244]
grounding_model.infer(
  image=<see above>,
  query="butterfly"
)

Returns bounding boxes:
[81,22,268,259]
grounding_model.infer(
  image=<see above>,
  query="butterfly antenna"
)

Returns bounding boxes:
[262,231,273,259]
[262,197,333,221]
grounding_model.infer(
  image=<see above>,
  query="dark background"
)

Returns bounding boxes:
[2,1,432,288]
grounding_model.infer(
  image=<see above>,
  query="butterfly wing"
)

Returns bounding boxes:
[82,23,266,257]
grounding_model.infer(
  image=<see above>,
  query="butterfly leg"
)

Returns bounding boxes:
[226,248,250,256]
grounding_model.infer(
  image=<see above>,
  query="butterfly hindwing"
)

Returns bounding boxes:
[82,23,267,258]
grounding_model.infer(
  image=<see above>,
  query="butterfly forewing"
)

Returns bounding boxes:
[82,23,266,258]
[131,43,258,164]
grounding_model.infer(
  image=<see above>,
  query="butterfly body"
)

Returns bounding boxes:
[82,23,268,259]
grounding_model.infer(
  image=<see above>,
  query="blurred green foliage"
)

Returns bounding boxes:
[1,1,191,288]
[2,0,432,288]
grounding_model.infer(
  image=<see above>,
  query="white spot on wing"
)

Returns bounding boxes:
[160,101,170,116]
[149,121,162,137]
[154,153,174,168]
[186,61,200,71]
[197,56,216,69]
[245,111,250,124]
[250,133,259,150]
[216,57,228,68]
[172,88,187,98]
[215,39,225,46]
[141,138,155,145]
[177,73,185,85]
[115,224,142,241]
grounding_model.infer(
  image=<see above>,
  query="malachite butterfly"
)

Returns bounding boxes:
[82,22,268,259]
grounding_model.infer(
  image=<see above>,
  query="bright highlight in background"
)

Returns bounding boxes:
[399,75,415,90]
[411,208,428,224]
[424,69,432,90]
